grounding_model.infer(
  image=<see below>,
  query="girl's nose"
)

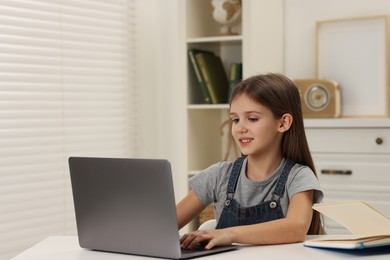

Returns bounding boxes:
[232,121,248,134]
[239,125,248,133]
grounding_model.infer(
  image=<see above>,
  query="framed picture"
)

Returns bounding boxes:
[316,16,390,117]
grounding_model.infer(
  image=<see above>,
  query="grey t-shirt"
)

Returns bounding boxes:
[189,157,324,221]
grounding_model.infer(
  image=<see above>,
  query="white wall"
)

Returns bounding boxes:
[153,0,188,202]
[136,0,187,201]
[134,0,159,157]
[284,0,390,78]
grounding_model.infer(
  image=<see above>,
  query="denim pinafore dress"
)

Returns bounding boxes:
[216,157,295,229]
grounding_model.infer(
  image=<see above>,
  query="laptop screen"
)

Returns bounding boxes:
[69,157,182,258]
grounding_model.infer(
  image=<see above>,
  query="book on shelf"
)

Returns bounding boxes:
[195,52,229,104]
[227,62,242,103]
[188,49,213,104]
[304,200,390,250]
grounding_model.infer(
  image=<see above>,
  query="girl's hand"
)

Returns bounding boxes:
[180,229,234,250]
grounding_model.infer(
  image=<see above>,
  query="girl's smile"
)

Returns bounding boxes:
[238,137,253,147]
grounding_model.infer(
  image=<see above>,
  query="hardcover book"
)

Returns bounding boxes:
[195,52,229,104]
[304,201,390,250]
[188,49,213,104]
[227,62,242,103]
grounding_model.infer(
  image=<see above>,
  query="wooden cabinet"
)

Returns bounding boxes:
[305,119,390,234]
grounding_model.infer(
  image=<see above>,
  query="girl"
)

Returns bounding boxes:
[176,73,324,250]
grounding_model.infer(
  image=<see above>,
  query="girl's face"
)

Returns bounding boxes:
[229,93,283,157]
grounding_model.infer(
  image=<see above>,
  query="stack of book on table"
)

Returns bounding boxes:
[304,200,390,250]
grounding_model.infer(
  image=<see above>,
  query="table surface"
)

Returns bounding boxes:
[11,236,390,260]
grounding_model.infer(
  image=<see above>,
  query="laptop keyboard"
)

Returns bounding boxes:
[181,244,207,255]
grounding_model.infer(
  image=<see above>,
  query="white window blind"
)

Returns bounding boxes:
[0,0,137,259]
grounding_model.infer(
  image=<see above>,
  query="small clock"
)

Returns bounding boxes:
[293,79,341,118]
[304,84,330,111]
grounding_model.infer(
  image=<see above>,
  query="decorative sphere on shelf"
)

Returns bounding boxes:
[211,0,242,35]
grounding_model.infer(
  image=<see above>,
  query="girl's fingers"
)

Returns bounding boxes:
[180,231,212,249]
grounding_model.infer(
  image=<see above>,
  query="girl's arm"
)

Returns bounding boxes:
[228,190,314,244]
[176,191,206,230]
[180,190,314,249]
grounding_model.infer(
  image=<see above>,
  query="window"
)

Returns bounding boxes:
[0,1,137,259]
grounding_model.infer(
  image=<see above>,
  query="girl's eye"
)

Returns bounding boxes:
[249,118,258,122]
[231,118,239,124]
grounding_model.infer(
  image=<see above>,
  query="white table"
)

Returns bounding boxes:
[11,236,390,260]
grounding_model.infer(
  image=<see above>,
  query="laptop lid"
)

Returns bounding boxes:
[69,157,182,259]
[69,157,237,259]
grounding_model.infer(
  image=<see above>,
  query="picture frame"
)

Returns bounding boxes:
[316,16,390,117]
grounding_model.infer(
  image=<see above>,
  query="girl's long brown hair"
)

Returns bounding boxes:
[230,73,324,235]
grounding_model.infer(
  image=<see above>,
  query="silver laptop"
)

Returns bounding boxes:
[69,157,237,259]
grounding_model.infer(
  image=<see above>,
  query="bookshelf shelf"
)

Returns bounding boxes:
[187,35,242,44]
[185,0,243,180]
[187,104,229,110]
[180,0,284,231]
